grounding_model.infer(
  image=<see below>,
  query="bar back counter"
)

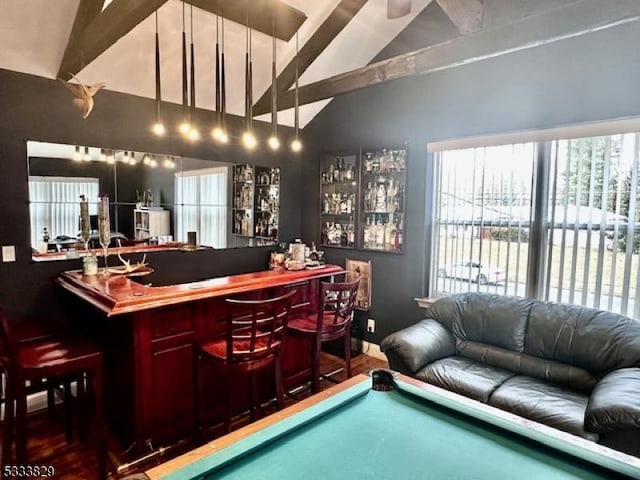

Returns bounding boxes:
[56,265,345,452]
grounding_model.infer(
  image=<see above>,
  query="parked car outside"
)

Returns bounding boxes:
[437,261,506,285]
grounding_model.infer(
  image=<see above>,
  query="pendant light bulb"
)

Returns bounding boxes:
[188,127,200,141]
[243,131,257,150]
[291,138,302,153]
[268,136,280,150]
[152,122,166,136]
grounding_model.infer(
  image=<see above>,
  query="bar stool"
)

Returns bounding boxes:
[0,309,106,480]
[196,289,295,433]
[0,319,68,425]
[287,278,360,393]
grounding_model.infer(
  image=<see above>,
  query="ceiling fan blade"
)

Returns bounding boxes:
[387,0,411,19]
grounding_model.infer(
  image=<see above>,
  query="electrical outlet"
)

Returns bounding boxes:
[2,245,16,263]
[367,318,375,333]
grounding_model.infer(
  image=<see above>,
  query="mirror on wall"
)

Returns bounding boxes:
[27,141,278,261]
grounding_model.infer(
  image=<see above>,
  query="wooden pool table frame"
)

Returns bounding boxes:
[144,372,640,480]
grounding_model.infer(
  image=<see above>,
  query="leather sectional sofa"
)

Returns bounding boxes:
[380,292,640,456]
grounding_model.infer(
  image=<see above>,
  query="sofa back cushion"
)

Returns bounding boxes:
[458,340,597,392]
[426,293,534,352]
[525,302,640,374]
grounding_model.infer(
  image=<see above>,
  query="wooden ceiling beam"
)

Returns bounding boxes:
[267,0,640,113]
[252,0,368,116]
[185,0,306,42]
[57,0,105,80]
[57,0,170,81]
[436,0,483,35]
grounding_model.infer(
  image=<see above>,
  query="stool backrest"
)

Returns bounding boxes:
[319,278,360,334]
[224,289,296,365]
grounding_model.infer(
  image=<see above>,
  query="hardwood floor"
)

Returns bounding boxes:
[1,352,388,480]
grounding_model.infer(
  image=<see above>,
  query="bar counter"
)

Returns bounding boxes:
[57,264,345,316]
[56,264,346,451]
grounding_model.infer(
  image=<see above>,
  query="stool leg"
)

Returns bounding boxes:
[76,374,87,442]
[224,363,231,433]
[90,369,106,480]
[275,355,285,410]
[344,328,352,379]
[311,334,322,394]
[46,378,56,422]
[63,377,74,443]
[14,383,27,464]
[2,381,15,467]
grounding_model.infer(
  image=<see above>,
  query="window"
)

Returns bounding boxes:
[175,167,228,248]
[431,124,640,317]
[28,176,99,248]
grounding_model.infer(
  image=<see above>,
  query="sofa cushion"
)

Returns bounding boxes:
[525,301,640,374]
[489,376,597,441]
[427,293,534,352]
[416,356,514,403]
[458,340,596,393]
[586,368,640,433]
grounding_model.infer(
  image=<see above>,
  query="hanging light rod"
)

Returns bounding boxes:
[178,1,191,136]
[152,10,165,136]
[268,12,279,151]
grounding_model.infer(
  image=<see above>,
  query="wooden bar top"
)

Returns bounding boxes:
[57,265,346,316]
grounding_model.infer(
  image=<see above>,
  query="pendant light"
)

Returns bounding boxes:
[267,14,279,151]
[291,31,302,153]
[242,9,257,150]
[187,4,200,141]
[178,1,191,136]
[211,12,227,143]
[151,10,165,136]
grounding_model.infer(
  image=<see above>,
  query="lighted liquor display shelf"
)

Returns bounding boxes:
[360,148,406,253]
[319,147,407,253]
[232,164,280,240]
[320,152,358,249]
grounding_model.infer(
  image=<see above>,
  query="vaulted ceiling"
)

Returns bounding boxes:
[1,0,638,129]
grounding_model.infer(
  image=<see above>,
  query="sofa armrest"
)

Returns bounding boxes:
[585,368,640,433]
[380,319,456,375]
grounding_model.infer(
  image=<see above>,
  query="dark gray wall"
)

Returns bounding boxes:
[0,68,302,320]
[302,20,640,343]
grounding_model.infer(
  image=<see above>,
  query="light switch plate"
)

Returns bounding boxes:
[2,245,16,262]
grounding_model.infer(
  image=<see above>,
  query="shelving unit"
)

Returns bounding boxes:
[319,152,358,249]
[318,146,407,253]
[232,164,255,237]
[359,147,406,253]
[134,208,170,240]
[232,164,280,241]
[254,166,280,241]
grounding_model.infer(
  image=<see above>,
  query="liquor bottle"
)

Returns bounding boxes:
[375,178,387,212]
[309,242,319,262]
[321,223,329,244]
[363,216,371,249]
[340,224,348,246]
[396,216,404,252]
[347,218,355,247]
[328,163,334,183]
[374,217,384,250]
[323,193,330,214]
[333,158,341,183]
[386,178,396,213]
[394,184,404,213]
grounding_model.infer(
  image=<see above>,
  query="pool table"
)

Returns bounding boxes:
[144,371,640,480]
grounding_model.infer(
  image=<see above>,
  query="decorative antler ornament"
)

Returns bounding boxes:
[115,253,148,274]
[59,73,106,119]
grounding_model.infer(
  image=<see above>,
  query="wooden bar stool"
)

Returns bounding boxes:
[287,278,360,393]
[196,289,295,433]
[0,309,106,480]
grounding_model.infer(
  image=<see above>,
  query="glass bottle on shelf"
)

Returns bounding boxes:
[359,146,407,253]
[320,152,358,249]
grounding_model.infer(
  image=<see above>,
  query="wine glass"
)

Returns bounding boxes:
[79,195,91,253]
[98,195,111,274]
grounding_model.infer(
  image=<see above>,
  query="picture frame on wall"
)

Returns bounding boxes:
[346,258,372,310]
